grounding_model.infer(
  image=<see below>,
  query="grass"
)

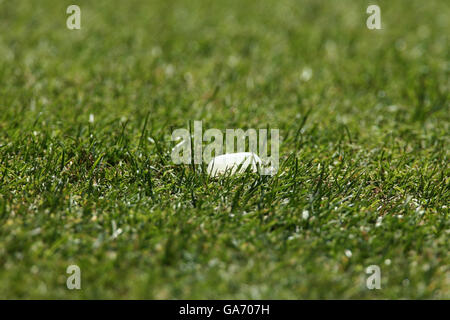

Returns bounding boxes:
[0,0,448,299]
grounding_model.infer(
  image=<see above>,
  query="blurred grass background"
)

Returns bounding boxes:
[0,0,448,298]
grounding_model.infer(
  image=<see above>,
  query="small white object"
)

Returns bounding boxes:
[300,67,313,81]
[302,210,309,220]
[207,152,262,176]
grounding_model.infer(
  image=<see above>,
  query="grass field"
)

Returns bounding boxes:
[0,0,449,299]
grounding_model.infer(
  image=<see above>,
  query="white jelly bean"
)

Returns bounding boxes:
[207,152,262,176]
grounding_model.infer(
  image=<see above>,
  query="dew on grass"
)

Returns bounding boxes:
[300,67,313,81]
[345,249,352,258]
[302,210,309,220]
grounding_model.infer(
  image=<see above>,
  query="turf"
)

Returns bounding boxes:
[0,0,448,299]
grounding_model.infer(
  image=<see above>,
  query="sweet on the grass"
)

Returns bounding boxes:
[207,152,262,176]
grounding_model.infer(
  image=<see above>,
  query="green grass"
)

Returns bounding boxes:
[0,0,449,299]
